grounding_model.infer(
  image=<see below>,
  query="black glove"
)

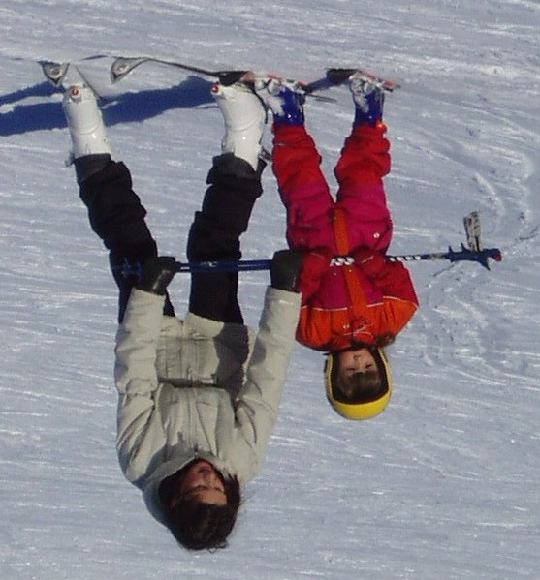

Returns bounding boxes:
[270,249,303,292]
[136,256,177,295]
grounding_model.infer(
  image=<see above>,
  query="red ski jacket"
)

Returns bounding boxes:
[271,123,419,351]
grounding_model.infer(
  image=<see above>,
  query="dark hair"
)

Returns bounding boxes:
[162,466,241,551]
[370,333,395,348]
[333,369,386,404]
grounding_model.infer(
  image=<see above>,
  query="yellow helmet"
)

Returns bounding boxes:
[324,348,392,420]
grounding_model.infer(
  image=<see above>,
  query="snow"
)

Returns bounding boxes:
[1,0,539,578]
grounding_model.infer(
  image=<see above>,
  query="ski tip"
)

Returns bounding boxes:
[326,68,401,91]
[110,57,150,82]
[326,68,358,85]
[216,70,251,86]
[40,61,70,87]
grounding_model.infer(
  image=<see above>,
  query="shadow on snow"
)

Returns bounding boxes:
[0,75,215,137]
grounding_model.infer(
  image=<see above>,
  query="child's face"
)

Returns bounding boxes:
[337,348,377,382]
[170,459,227,508]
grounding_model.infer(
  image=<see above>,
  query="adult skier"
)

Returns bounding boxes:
[255,74,419,420]
[61,76,301,550]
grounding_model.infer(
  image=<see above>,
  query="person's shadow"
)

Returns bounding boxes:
[0,75,215,136]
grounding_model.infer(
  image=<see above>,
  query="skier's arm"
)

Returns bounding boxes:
[113,289,167,483]
[295,305,335,351]
[297,249,333,301]
[368,294,418,338]
[233,286,301,478]
[354,250,419,304]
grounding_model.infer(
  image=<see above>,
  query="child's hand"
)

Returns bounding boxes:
[353,249,386,277]
[301,249,332,278]
[297,249,332,299]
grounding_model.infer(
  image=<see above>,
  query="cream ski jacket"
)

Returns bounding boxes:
[113,287,301,525]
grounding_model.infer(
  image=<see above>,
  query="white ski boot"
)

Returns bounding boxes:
[211,81,266,170]
[62,83,111,161]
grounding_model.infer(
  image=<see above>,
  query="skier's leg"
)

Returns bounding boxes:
[186,82,266,323]
[255,79,334,250]
[334,77,393,251]
[63,83,174,321]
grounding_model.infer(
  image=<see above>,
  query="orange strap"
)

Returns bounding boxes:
[333,206,350,255]
[333,208,367,320]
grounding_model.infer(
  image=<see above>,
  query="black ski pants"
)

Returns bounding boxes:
[77,153,263,323]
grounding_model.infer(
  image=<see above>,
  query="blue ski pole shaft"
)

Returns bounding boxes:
[391,246,502,270]
[174,246,501,273]
[175,258,271,273]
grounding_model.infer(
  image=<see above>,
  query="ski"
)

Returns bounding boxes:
[110,56,400,93]
[40,54,110,86]
[111,56,233,83]
[325,68,401,92]
[41,56,401,95]
[40,61,71,87]
[110,55,337,99]
[39,57,112,101]
[110,55,254,86]
[110,55,399,97]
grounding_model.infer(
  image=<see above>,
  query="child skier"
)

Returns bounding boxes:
[61,76,302,550]
[255,74,419,420]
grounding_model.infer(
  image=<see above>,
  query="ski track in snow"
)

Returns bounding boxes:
[1,1,539,579]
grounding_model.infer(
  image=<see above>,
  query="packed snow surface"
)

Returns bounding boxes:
[1,1,538,578]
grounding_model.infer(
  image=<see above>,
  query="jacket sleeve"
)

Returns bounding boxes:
[375,296,418,337]
[297,249,333,302]
[113,289,167,484]
[233,287,301,478]
[295,305,334,350]
[354,249,419,305]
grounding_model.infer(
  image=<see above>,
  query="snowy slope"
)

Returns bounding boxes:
[1,1,539,578]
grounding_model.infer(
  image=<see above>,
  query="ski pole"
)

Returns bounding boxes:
[390,245,502,270]
[170,245,502,274]
[174,258,271,273]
